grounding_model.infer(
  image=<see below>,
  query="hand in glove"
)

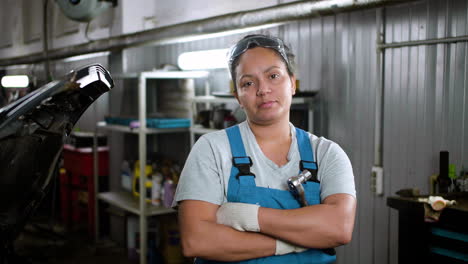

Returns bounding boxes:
[216,202,260,232]
[275,239,308,255]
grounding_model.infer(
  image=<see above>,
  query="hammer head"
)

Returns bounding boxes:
[287,170,312,206]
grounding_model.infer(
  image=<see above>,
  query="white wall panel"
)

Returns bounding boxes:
[150,0,277,29]
[22,0,42,43]
[0,0,15,48]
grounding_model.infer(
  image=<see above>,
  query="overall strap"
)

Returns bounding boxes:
[295,127,319,183]
[226,125,256,202]
[296,128,336,257]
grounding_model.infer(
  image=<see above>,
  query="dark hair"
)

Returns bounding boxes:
[228,34,296,92]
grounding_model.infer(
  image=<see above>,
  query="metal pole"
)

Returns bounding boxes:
[378,35,468,50]
[370,8,386,197]
[308,102,314,133]
[42,0,52,82]
[190,78,199,147]
[138,73,147,264]
[374,8,385,167]
[93,126,100,242]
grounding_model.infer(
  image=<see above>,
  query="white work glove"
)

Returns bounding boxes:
[275,239,308,255]
[216,202,260,232]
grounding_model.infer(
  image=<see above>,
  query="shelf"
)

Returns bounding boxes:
[97,122,189,134]
[190,126,219,135]
[98,191,176,216]
[193,95,312,104]
[113,70,209,80]
[292,97,312,104]
[193,96,237,104]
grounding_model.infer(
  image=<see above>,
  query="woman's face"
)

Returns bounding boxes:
[234,47,296,126]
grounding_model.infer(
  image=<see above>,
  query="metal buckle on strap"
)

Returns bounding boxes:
[300,160,319,183]
[232,156,255,179]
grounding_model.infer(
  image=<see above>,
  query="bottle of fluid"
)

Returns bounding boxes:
[162,178,175,208]
[151,171,163,206]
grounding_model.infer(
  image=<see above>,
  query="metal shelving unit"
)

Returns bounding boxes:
[189,95,315,146]
[96,121,190,134]
[97,191,175,216]
[93,70,209,264]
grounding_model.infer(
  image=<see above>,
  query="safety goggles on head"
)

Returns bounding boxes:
[228,35,290,69]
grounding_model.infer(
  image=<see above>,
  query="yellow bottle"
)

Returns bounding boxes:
[132,160,153,203]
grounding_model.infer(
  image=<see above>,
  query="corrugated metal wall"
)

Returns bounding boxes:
[384,1,468,263]
[111,0,468,262]
[308,10,378,264]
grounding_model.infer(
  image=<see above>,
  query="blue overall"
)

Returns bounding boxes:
[196,125,336,264]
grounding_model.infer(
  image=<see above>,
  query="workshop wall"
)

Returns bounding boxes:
[383,1,468,263]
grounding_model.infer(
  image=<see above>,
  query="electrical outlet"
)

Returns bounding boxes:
[371,166,384,196]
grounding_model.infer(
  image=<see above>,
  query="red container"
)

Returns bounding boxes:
[59,168,71,226]
[63,144,109,177]
[60,145,109,236]
[71,189,88,223]
[70,187,97,236]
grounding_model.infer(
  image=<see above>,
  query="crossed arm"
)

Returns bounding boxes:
[178,200,276,261]
[178,193,356,261]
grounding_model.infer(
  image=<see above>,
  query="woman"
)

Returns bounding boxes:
[173,34,356,263]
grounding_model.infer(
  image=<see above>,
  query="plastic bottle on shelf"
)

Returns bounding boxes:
[162,177,175,208]
[132,160,153,202]
[121,160,132,192]
[151,170,163,206]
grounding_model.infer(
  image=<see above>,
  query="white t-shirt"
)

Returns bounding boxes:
[173,121,355,207]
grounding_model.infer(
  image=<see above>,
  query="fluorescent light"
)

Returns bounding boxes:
[1,75,29,88]
[154,23,284,45]
[178,49,229,70]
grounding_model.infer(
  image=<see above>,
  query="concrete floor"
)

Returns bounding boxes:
[10,186,189,264]
[14,221,133,264]
[12,213,190,264]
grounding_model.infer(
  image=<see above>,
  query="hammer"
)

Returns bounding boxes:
[287,170,313,207]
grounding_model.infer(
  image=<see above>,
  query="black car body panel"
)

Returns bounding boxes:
[0,64,113,260]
